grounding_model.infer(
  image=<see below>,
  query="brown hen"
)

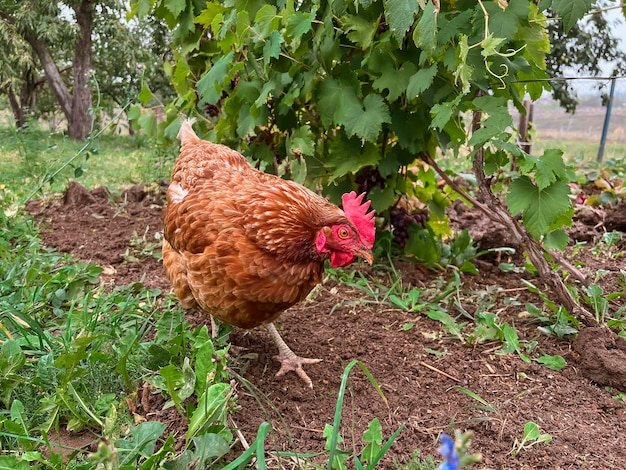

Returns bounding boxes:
[162,120,375,387]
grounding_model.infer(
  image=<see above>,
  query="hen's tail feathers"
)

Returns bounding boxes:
[178,118,201,145]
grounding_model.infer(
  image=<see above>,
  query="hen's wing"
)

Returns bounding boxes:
[162,129,327,329]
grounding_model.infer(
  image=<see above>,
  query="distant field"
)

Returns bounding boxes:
[514,100,626,162]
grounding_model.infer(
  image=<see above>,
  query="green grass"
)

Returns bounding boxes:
[0,126,175,207]
[533,139,626,163]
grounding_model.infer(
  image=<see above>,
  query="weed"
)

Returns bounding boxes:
[395,450,437,470]
[123,227,163,263]
[590,231,623,260]
[511,422,552,455]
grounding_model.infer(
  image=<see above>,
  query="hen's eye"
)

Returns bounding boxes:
[338,227,350,238]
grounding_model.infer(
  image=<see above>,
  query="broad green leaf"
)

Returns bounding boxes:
[362,418,383,444]
[137,110,157,137]
[171,56,191,96]
[343,94,391,141]
[430,102,453,130]
[487,0,530,39]
[327,138,380,181]
[290,157,307,185]
[535,355,566,371]
[407,64,437,98]
[372,61,417,102]
[165,0,186,18]
[368,185,396,212]
[186,383,231,440]
[383,0,420,43]
[263,30,282,66]
[413,1,437,55]
[115,421,167,466]
[237,104,257,138]
[343,14,379,49]
[543,229,568,251]
[190,433,231,462]
[552,0,593,32]
[197,52,234,105]
[286,7,318,45]
[318,77,359,128]
[534,149,567,190]
[523,421,540,440]
[288,125,315,157]
[138,82,154,105]
[0,456,30,470]
[518,149,567,190]
[253,4,279,39]
[507,177,571,238]
[195,3,226,26]
[361,418,383,463]
[480,34,506,57]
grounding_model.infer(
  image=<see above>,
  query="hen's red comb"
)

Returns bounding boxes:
[342,191,376,249]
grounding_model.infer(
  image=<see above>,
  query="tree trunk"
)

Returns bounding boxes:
[5,85,26,128]
[17,0,94,140]
[69,0,94,140]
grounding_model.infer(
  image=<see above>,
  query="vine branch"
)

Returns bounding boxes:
[421,115,598,328]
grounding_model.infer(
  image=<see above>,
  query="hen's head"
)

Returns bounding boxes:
[315,192,376,268]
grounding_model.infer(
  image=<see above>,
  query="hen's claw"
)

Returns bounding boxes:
[266,322,321,388]
[274,354,322,388]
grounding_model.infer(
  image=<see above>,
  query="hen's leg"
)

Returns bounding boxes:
[266,322,321,388]
[210,316,219,338]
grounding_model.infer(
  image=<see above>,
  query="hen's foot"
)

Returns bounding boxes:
[274,351,322,388]
[266,323,321,388]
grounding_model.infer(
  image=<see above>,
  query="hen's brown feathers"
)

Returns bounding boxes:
[162,121,354,329]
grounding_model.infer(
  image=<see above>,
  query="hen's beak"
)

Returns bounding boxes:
[356,248,373,265]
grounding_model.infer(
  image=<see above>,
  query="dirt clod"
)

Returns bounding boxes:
[573,327,626,392]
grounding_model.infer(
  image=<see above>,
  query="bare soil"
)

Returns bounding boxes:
[27,182,626,469]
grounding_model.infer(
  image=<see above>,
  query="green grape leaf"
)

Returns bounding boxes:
[413,1,437,55]
[343,14,379,49]
[263,30,282,65]
[326,138,381,181]
[165,0,186,18]
[197,52,234,105]
[430,102,453,131]
[507,177,571,238]
[552,0,593,32]
[343,94,391,141]
[407,64,437,98]
[195,3,225,26]
[318,77,358,128]
[368,185,396,212]
[286,7,318,45]
[138,82,154,105]
[383,0,419,43]
[253,4,279,39]
[488,0,530,39]
[518,149,567,190]
[480,33,507,57]
[544,229,569,251]
[288,125,315,157]
[372,61,417,102]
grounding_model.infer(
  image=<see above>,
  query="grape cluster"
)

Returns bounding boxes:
[355,168,386,193]
[390,206,429,247]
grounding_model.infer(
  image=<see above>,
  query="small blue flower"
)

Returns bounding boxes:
[436,433,460,470]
